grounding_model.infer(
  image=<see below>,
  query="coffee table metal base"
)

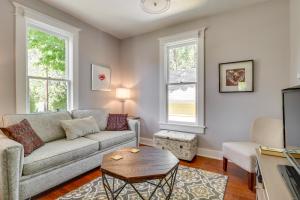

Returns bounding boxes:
[102,165,178,200]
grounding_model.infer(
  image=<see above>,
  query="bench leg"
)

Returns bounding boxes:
[223,157,228,171]
[248,172,255,191]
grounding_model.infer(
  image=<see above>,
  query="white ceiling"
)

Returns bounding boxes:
[42,0,270,39]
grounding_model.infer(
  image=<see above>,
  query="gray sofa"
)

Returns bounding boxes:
[0,109,140,200]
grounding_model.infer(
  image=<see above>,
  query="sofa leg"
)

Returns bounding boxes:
[248,172,255,191]
[223,157,228,171]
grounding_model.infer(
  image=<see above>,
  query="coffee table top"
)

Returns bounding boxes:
[101,146,179,183]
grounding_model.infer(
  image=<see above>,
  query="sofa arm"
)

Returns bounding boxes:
[128,119,140,147]
[0,137,24,200]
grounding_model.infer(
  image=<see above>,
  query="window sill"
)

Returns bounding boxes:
[159,122,205,134]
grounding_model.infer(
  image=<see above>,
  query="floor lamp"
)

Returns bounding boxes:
[116,88,130,114]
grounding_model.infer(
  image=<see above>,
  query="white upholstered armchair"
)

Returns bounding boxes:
[222,117,283,190]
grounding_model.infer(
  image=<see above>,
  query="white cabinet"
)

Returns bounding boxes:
[256,149,293,200]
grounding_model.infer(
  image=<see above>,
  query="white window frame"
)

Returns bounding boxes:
[14,2,80,113]
[159,28,206,134]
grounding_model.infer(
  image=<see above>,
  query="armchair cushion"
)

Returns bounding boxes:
[223,142,259,173]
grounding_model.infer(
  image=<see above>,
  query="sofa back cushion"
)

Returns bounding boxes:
[71,109,108,130]
[2,112,72,143]
[61,116,100,140]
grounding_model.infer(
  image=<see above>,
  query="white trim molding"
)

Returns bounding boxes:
[158,28,207,134]
[139,137,223,160]
[197,148,223,160]
[140,137,154,147]
[13,2,80,113]
[159,123,205,134]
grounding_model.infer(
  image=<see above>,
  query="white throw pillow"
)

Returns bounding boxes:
[61,116,100,140]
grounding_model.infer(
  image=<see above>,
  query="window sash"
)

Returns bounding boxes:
[166,41,198,85]
[28,23,69,42]
[27,76,70,112]
[165,40,199,125]
[27,76,70,82]
[166,82,197,124]
[26,23,71,113]
[26,25,70,80]
[167,82,197,86]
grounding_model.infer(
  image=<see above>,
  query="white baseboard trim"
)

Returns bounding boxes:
[140,137,154,147]
[197,148,223,160]
[140,137,223,160]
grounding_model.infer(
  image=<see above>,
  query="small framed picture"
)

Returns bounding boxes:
[219,60,254,93]
[91,64,111,91]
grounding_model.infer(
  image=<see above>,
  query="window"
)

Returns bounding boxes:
[167,42,197,123]
[27,26,69,112]
[14,3,79,113]
[159,29,206,134]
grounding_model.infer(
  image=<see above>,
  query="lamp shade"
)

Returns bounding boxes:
[116,88,130,100]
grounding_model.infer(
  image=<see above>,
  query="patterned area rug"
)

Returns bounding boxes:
[58,166,228,200]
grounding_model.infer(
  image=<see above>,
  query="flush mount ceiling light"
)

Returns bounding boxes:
[140,0,171,14]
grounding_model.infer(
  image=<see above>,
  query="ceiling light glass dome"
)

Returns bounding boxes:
[140,0,171,14]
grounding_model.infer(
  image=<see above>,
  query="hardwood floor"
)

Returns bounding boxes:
[35,155,255,200]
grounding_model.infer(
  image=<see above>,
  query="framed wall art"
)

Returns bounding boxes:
[219,60,254,93]
[91,64,111,91]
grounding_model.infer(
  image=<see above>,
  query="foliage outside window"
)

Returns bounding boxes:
[27,26,69,113]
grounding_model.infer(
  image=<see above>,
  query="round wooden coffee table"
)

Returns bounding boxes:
[101,146,179,200]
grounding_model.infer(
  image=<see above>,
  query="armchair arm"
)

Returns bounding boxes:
[128,119,140,147]
[0,137,24,200]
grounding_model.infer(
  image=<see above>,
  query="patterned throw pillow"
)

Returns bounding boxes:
[105,114,129,131]
[1,119,44,156]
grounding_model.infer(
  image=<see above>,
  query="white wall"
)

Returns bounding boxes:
[0,0,121,116]
[289,0,300,86]
[120,0,290,150]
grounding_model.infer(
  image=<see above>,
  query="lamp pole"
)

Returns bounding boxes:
[121,100,125,114]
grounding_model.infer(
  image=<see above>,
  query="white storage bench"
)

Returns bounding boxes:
[153,130,198,161]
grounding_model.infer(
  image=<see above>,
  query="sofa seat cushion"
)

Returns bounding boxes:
[23,137,98,176]
[223,142,260,173]
[85,131,135,150]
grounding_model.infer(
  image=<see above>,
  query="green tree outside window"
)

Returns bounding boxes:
[28,27,68,113]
